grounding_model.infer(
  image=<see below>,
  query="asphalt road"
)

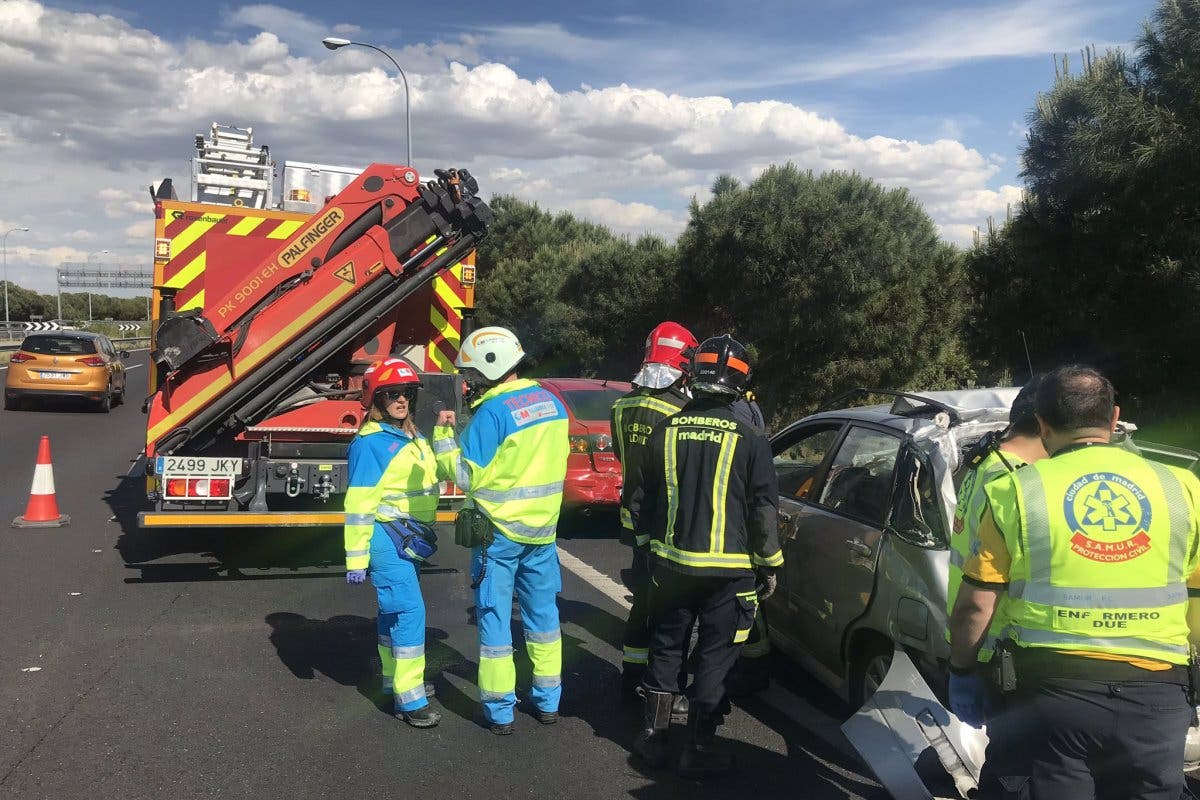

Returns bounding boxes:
[0,351,886,800]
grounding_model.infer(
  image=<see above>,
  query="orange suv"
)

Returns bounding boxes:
[4,331,128,412]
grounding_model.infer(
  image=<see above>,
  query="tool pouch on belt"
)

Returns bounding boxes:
[992,639,1019,694]
[454,505,493,549]
[1188,648,1200,707]
[383,518,439,563]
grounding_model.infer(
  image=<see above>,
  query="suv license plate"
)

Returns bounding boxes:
[156,456,241,477]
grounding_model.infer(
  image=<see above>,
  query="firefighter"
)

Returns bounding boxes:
[611,321,697,699]
[630,334,783,778]
[944,375,1047,726]
[432,326,570,735]
[950,365,1200,800]
[344,358,442,728]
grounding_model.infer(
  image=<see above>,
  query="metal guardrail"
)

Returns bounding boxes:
[0,336,150,353]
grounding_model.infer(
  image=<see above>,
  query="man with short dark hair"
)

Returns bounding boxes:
[949,364,1200,800]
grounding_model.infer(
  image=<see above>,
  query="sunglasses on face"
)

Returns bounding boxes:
[379,387,419,404]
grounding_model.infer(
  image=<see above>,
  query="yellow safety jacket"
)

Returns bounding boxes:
[947,448,1025,661]
[433,379,570,545]
[343,421,440,571]
[985,444,1200,665]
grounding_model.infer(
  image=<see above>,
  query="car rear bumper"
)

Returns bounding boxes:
[563,468,622,507]
[4,387,107,403]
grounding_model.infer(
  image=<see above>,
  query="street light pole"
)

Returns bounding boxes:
[322,37,413,168]
[3,226,30,327]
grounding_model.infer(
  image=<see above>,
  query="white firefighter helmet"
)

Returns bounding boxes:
[456,326,525,382]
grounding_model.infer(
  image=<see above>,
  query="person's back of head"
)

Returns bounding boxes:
[1036,364,1118,449]
[1007,373,1045,438]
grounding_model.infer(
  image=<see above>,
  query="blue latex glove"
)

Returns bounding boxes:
[949,670,988,728]
[346,569,367,585]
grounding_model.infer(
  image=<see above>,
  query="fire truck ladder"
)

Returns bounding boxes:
[191,123,273,209]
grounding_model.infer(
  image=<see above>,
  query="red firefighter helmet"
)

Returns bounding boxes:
[361,357,421,410]
[643,322,699,373]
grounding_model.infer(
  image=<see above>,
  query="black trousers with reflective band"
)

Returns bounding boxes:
[622,545,653,672]
[981,677,1192,800]
[642,568,755,713]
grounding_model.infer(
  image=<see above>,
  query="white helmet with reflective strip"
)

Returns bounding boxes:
[456,326,525,382]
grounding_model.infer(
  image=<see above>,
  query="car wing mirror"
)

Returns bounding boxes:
[120,350,130,359]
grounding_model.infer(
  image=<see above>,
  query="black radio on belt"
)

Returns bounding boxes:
[454,505,493,549]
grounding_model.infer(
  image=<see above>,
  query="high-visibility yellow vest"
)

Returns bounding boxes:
[984,445,1200,665]
[946,448,1025,661]
[433,379,569,545]
[343,421,440,571]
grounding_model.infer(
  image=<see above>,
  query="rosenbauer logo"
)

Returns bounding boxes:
[1062,472,1154,563]
[278,208,343,269]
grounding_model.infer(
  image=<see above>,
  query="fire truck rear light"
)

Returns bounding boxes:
[165,479,188,497]
[187,478,231,497]
[10,352,34,363]
[76,356,106,367]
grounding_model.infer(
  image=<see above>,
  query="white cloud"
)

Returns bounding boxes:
[0,0,1045,292]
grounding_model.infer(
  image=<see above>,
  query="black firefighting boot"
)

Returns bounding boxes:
[670,693,689,724]
[631,689,674,769]
[676,705,733,779]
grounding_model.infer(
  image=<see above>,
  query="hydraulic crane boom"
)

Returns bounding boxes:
[146,165,491,456]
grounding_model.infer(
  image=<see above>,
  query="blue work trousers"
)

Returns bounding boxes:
[370,524,428,713]
[473,531,563,724]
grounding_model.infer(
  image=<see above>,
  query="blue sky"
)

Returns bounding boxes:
[0,0,1159,292]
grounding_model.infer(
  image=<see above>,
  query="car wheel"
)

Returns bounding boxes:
[95,387,112,413]
[850,638,894,707]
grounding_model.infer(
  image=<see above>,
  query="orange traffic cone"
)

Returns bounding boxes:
[12,435,70,528]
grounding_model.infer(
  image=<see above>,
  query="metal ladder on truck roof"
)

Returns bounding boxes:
[190,123,274,209]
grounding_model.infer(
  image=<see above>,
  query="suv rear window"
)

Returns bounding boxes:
[558,387,626,421]
[20,335,97,355]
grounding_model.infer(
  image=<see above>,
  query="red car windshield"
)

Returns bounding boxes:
[558,387,626,421]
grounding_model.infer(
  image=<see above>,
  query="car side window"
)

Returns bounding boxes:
[772,424,842,500]
[817,427,902,526]
[891,448,949,547]
[100,338,115,357]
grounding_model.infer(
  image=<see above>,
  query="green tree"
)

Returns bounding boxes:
[971,0,1200,405]
[679,166,974,423]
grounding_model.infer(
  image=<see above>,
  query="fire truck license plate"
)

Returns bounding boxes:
[156,456,240,476]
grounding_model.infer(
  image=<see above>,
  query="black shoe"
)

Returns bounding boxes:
[676,706,733,779]
[399,705,441,728]
[490,722,514,736]
[535,710,559,725]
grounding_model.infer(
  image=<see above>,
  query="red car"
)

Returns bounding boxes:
[537,377,632,509]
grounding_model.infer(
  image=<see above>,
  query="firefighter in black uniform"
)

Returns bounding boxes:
[630,334,783,778]
[611,321,698,699]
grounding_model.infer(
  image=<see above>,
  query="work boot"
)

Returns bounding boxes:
[535,709,559,725]
[677,706,733,779]
[490,721,514,736]
[399,704,441,729]
[631,689,674,769]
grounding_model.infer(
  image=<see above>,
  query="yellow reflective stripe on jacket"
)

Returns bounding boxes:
[751,549,784,567]
[664,427,680,548]
[709,431,737,553]
[986,447,1199,664]
[651,540,752,571]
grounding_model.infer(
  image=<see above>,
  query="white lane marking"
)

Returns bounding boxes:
[21,667,42,673]
[125,364,143,371]
[557,547,631,610]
